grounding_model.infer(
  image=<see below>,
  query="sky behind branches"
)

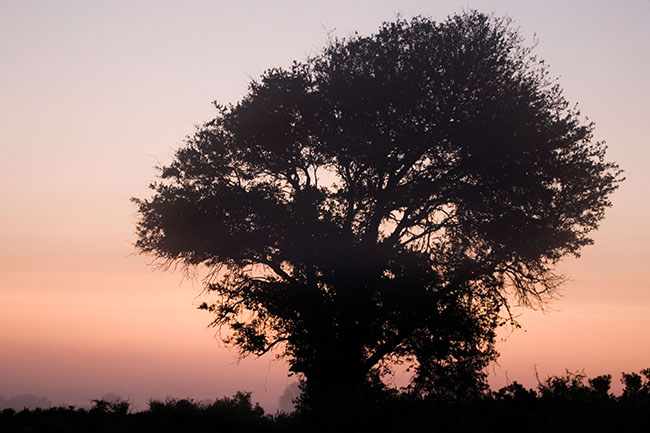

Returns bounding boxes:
[1,0,648,411]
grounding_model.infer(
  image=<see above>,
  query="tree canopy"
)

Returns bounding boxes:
[133,11,621,406]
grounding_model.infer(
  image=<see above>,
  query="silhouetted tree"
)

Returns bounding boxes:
[621,369,650,399]
[589,374,613,397]
[133,11,621,408]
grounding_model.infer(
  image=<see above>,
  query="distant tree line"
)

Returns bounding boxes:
[2,368,650,432]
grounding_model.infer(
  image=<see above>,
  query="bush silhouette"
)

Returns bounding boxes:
[2,371,650,432]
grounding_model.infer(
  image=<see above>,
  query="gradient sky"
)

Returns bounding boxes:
[1,0,648,412]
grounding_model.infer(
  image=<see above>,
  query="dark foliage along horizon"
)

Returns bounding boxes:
[133,9,622,411]
[2,369,650,432]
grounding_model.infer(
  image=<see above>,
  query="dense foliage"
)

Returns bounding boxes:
[133,11,621,406]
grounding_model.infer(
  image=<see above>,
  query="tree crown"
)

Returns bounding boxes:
[134,11,622,399]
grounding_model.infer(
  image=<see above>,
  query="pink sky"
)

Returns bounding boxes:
[1,0,649,412]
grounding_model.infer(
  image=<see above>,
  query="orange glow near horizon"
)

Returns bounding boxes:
[1,0,648,412]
